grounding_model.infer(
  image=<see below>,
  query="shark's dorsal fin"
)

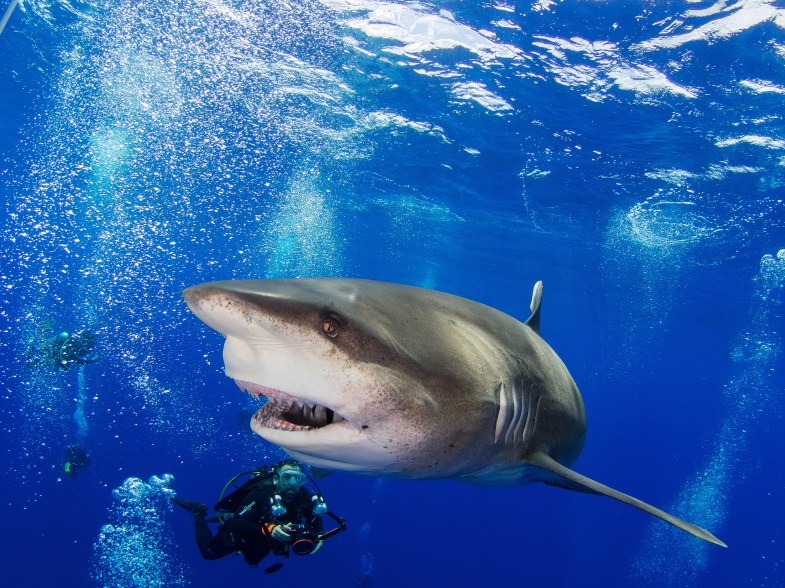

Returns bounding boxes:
[525,452,727,547]
[525,281,543,335]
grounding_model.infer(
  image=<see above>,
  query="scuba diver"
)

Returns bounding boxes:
[63,444,91,478]
[173,460,346,571]
[26,328,99,476]
[26,329,98,371]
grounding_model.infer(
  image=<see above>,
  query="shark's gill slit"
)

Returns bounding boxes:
[235,379,342,432]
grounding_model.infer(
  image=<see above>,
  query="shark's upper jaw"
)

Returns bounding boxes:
[235,379,344,432]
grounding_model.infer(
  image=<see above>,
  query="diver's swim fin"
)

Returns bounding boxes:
[526,451,727,548]
[172,497,208,517]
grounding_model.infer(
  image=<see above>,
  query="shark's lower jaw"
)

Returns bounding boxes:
[235,379,345,432]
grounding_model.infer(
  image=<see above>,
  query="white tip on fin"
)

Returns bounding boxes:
[525,281,543,335]
[526,452,727,548]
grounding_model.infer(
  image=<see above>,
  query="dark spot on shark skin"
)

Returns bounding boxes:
[362,425,368,429]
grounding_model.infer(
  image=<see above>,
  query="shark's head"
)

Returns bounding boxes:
[183,278,488,476]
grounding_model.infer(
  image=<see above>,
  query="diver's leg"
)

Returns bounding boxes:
[241,539,270,566]
[172,497,208,515]
[195,518,237,560]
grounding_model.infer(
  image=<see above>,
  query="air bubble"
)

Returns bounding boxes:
[92,474,185,587]
[630,249,785,584]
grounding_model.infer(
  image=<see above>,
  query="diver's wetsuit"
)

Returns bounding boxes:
[194,476,323,566]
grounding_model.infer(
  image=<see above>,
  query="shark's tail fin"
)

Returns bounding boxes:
[526,451,727,548]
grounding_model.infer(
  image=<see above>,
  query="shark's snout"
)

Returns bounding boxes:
[183,284,251,339]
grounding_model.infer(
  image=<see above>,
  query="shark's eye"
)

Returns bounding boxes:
[322,318,339,338]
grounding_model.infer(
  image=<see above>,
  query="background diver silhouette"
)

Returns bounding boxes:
[26,329,98,371]
[26,328,99,478]
[63,444,90,478]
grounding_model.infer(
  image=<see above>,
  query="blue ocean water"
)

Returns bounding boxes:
[1,0,784,586]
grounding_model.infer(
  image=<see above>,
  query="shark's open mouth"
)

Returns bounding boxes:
[235,379,344,432]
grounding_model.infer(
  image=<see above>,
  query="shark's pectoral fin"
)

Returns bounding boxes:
[542,474,600,495]
[526,452,727,548]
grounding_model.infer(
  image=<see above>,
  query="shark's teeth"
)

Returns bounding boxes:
[235,379,343,432]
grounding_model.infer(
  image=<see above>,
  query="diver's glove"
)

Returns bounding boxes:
[307,539,324,555]
[270,524,294,544]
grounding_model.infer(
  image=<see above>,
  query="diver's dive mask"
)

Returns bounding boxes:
[277,469,306,492]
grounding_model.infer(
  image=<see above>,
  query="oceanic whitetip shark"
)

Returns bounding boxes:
[183,278,726,547]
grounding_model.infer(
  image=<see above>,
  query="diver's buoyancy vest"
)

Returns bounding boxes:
[214,470,276,513]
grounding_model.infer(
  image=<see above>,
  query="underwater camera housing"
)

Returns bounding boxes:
[287,524,320,556]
